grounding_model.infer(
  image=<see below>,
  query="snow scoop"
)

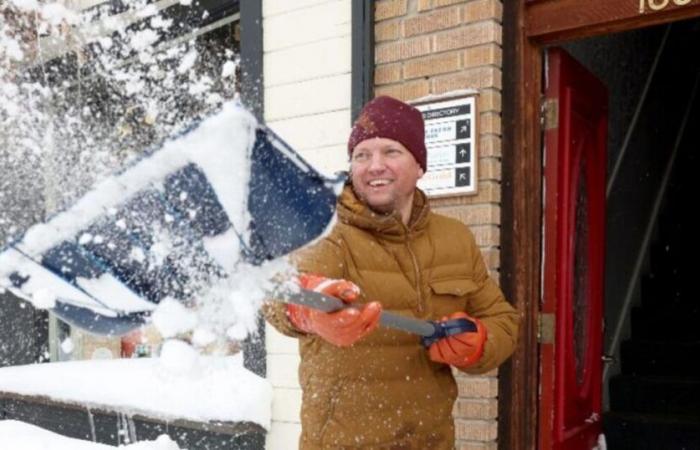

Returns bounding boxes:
[272,288,478,347]
[0,103,344,335]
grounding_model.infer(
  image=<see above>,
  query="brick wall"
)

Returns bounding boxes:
[374,1,504,448]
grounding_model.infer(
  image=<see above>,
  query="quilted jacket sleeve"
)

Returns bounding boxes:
[460,231,520,374]
[262,235,346,338]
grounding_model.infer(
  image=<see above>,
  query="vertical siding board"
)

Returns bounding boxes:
[263,2,352,448]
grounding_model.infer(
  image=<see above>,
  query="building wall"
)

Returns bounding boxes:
[374,1,504,449]
[262,1,352,448]
[263,0,505,448]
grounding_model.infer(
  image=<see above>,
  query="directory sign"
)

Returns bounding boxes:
[414,94,478,197]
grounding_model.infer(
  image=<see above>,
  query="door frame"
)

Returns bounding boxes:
[499,1,700,449]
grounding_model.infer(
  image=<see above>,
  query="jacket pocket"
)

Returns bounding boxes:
[430,278,479,296]
[429,278,479,318]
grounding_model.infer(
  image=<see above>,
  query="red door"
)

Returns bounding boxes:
[539,48,608,450]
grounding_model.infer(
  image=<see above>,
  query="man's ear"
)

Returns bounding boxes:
[417,166,425,178]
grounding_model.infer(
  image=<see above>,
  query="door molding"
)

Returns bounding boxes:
[499,2,542,449]
[526,0,700,44]
[499,1,700,450]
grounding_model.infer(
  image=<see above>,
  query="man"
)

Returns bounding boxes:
[265,95,519,449]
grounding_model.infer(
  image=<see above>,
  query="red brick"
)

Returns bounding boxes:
[478,89,501,113]
[432,66,502,93]
[463,0,503,22]
[455,419,498,441]
[375,80,430,102]
[479,157,501,181]
[479,112,501,135]
[434,21,502,52]
[455,441,498,450]
[375,19,400,42]
[454,398,498,419]
[428,181,500,205]
[375,35,432,64]
[374,63,402,85]
[479,135,502,157]
[463,44,502,68]
[403,51,461,80]
[456,367,499,377]
[456,375,498,398]
[432,204,500,228]
[402,6,461,37]
[418,0,433,11]
[435,0,466,7]
[471,225,499,247]
[375,0,408,21]
[468,203,500,225]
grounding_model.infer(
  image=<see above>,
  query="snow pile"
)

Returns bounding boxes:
[0,420,180,450]
[0,352,272,427]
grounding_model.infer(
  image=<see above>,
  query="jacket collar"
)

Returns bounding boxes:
[336,184,430,239]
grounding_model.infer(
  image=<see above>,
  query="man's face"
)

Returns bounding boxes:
[350,137,424,217]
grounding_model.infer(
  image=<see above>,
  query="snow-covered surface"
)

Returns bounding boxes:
[0,420,181,450]
[0,351,272,428]
[412,88,479,104]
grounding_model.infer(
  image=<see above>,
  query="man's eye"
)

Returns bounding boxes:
[353,152,369,161]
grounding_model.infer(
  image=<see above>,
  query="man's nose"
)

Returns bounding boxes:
[368,153,386,172]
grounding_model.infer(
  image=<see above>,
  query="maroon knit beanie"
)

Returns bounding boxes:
[347,96,427,171]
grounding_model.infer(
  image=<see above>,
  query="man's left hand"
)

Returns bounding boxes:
[428,312,487,368]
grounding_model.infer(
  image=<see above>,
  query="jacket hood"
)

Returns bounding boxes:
[336,184,430,239]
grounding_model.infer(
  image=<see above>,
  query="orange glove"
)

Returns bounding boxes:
[428,312,487,368]
[286,273,382,347]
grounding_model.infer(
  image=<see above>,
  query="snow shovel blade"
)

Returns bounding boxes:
[0,103,344,336]
[246,128,343,265]
[273,288,478,347]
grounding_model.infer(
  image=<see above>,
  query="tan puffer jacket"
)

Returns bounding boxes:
[265,186,519,449]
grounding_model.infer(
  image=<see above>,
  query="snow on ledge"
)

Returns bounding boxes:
[0,354,271,429]
[410,88,479,104]
[0,420,181,449]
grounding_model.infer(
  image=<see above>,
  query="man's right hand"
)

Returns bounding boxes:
[286,274,382,347]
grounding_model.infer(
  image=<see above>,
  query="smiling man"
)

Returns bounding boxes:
[265,96,519,450]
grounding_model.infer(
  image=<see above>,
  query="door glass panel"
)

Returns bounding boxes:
[573,146,590,386]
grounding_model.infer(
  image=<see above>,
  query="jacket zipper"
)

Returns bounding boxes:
[405,235,424,314]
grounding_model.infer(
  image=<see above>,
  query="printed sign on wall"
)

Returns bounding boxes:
[413,94,478,197]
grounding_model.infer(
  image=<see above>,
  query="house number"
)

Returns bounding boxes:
[640,0,692,13]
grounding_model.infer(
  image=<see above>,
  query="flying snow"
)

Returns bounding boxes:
[0,0,284,445]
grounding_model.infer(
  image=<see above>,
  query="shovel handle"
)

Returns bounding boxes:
[275,289,478,347]
[419,318,477,347]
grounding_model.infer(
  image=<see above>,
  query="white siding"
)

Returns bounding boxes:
[263,1,350,52]
[265,36,351,86]
[267,110,350,152]
[263,1,352,449]
[265,73,351,121]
